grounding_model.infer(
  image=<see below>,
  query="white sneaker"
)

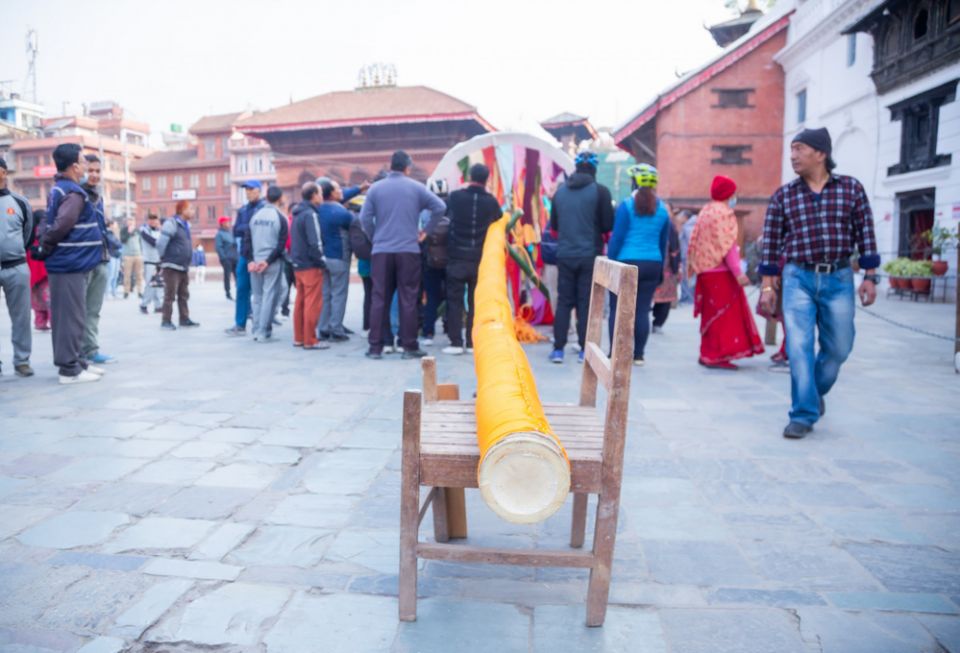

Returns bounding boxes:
[60,370,101,384]
[422,338,434,347]
[442,346,465,355]
[86,365,106,376]
[465,347,474,354]
[383,346,395,354]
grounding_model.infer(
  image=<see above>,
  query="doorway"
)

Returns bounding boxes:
[897,188,936,259]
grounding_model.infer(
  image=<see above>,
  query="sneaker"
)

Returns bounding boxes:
[273,318,283,326]
[179,319,200,327]
[402,349,428,360]
[549,349,564,364]
[224,326,246,336]
[293,342,304,347]
[382,346,395,354]
[85,365,106,376]
[633,357,645,367]
[226,293,233,300]
[443,346,465,355]
[578,350,585,364]
[652,325,663,334]
[139,306,148,314]
[14,364,34,377]
[253,334,276,343]
[330,334,349,342]
[365,350,383,360]
[304,342,331,350]
[161,321,177,330]
[59,370,101,385]
[465,347,474,353]
[422,338,434,347]
[343,327,355,335]
[783,421,812,439]
[87,352,116,365]
[318,331,332,341]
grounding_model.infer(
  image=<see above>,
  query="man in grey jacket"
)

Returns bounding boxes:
[244,185,288,342]
[360,150,445,359]
[0,156,34,377]
[138,213,162,314]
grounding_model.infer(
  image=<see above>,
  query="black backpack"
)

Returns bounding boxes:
[349,217,372,260]
[425,216,449,269]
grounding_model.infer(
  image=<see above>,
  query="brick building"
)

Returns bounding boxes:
[613,9,791,241]
[235,84,494,196]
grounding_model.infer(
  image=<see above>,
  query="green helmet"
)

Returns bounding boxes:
[627,163,658,189]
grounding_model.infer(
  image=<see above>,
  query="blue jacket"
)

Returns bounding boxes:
[233,199,265,256]
[608,197,670,263]
[43,177,103,274]
[192,249,207,266]
[319,202,354,260]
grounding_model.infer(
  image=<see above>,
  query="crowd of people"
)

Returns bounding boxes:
[1,128,880,438]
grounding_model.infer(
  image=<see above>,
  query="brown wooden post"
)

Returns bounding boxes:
[398,390,422,621]
[570,493,588,548]
[446,489,468,539]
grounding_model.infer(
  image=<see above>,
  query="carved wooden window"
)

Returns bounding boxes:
[711,145,753,165]
[913,7,929,40]
[711,88,755,108]
[888,79,957,175]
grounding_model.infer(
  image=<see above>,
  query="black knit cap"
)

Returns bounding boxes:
[792,127,836,170]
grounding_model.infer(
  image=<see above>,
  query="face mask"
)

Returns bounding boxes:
[79,174,89,185]
[728,197,737,209]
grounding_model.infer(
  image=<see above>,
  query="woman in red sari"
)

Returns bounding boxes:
[687,176,764,369]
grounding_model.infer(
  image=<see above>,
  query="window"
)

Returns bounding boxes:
[21,184,41,199]
[950,0,960,24]
[913,8,928,40]
[19,154,39,169]
[142,176,151,191]
[847,33,856,67]
[158,176,168,191]
[238,157,248,174]
[255,156,264,173]
[206,172,217,189]
[711,144,753,165]
[223,171,230,186]
[207,205,217,223]
[222,137,230,155]
[711,88,755,108]
[110,186,126,201]
[174,175,183,189]
[189,173,199,188]
[205,138,216,159]
[796,89,807,124]
[887,79,957,175]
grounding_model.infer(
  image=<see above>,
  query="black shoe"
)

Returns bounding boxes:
[140,306,148,314]
[365,350,383,360]
[154,307,162,314]
[179,319,200,327]
[783,421,812,439]
[226,293,233,300]
[331,334,349,342]
[161,321,177,330]
[281,309,290,317]
[819,397,826,417]
[343,327,355,335]
[224,326,246,336]
[402,349,427,360]
[318,331,332,340]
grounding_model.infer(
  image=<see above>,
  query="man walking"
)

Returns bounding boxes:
[244,185,288,342]
[80,154,116,365]
[40,144,103,384]
[441,163,501,355]
[120,216,144,299]
[138,213,162,314]
[215,216,237,300]
[290,181,328,349]
[548,151,614,363]
[360,151,445,359]
[0,156,34,377]
[225,180,264,336]
[759,127,880,439]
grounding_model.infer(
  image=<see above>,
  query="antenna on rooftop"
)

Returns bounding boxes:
[25,29,38,103]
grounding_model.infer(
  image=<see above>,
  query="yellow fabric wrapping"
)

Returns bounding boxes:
[473,214,569,467]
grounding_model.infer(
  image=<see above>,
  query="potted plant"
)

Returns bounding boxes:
[883,258,910,289]
[929,226,958,276]
[907,259,933,294]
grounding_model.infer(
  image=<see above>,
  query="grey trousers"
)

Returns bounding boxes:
[49,271,88,376]
[141,261,162,309]
[250,261,284,338]
[83,261,108,357]
[0,263,32,365]
[318,257,350,336]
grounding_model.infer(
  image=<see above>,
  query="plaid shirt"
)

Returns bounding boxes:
[759,174,880,276]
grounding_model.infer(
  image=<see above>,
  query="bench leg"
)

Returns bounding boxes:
[585,493,618,627]
[432,488,450,543]
[446,488,468,539]
[399,391,421,622]
[570,493,588,548]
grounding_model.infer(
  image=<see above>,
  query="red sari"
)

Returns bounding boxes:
[694,270,764,364]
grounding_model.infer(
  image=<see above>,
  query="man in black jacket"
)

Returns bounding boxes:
[548,151,613,364]
[440,164,501,355]
[289,182,328,350]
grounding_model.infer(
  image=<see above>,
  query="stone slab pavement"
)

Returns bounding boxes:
[0,277,957,652]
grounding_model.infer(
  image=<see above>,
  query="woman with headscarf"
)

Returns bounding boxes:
[606,164,670,366]
[686,175,764,369]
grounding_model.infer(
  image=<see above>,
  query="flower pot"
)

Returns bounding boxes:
[911,277,931,294]
[891,277,907,290]
[932,260,948,276]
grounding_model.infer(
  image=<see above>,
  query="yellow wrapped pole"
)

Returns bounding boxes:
[473,214,570,523]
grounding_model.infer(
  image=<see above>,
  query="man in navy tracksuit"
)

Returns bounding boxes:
[225,180,265,336]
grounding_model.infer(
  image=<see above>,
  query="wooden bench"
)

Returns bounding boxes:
[399,257,638,626]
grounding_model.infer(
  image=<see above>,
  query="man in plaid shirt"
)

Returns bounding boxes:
[759,127,880,439]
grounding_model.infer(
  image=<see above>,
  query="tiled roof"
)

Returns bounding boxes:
[130,148,227,172]
[541,112,588,126]
[190,111,246,135]
[236,85,493,133]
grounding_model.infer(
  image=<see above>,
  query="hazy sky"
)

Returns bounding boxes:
[4,0,737,145]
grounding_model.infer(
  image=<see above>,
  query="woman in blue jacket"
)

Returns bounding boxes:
[606,164,670,366]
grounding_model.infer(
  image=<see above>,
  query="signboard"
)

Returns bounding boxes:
[172,189,197,200]
[33,165,57,178]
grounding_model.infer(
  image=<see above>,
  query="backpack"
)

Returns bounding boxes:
[425,216,449,269]
[348,217,372,260]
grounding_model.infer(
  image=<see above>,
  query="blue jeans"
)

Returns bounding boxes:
[607,260,662,359]
[235,254,251,329]
[421,266,445,338]
[781,263,855,426]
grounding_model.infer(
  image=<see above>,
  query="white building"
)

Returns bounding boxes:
[776,0,960,269]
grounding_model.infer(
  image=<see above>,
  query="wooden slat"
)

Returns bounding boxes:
[422,358,438,402]
[399,390,421,622]
[417,542,595,568]
[437,384,460,401]
[418,486,437,526]
[584,342,612,391]
[591,257,623,295]
[420,456,603,493]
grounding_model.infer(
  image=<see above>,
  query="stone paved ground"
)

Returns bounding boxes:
[0,278,958,653]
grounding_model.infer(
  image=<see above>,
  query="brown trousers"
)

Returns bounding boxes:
[294,268,324,346]
[122,255,144,295]
[161,268,190,323]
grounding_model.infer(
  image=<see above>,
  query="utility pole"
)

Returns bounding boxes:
[25,30,38,104]
[122,128,131,219]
